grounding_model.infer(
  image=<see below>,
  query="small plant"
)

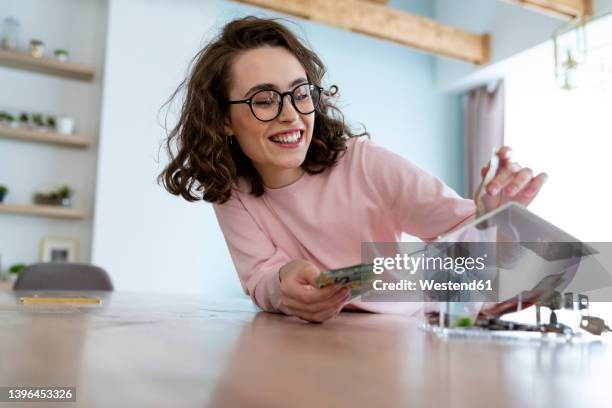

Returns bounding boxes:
[32,113,44,127]
[33,185,72,206]
[0,111,14,122]
[58,185,71,199]
[46,116,56,128]
[454,316,475,328]
[0,112,16,127]
[54,49,69,58]
[0,184,8,198]
[0,184,8,202]
[9,264,26,275]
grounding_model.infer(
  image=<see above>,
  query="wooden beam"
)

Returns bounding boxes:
[233,0,490,65]
[361,0,390,5]
[503,0,593,19]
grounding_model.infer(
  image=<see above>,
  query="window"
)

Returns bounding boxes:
[505,65,612,241]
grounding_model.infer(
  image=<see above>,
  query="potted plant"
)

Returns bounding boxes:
[0,185,8,203]
[6,113,17,128]
[19,112,29,128]
[8,263,25,283]
[32,113,45,130]
[0,111,17,127]
[46,115,56,130]
[59,185,72,207]
[33,185,72,207]
[54,49,69,62]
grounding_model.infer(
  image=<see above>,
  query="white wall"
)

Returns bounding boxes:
[92,0,227,295]
[0,0,107,275]
[92,0,465,296]
[433,0,612,92]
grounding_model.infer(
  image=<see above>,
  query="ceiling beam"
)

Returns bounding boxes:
[361,0,390,5]
[233,0,491,65]
[503,0,593,19]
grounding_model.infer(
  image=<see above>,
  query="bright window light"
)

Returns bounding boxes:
[505,67,612,242]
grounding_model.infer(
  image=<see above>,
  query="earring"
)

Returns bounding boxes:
[227,135,234,146]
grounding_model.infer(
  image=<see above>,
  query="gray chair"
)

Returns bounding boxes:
[13,262,113,291]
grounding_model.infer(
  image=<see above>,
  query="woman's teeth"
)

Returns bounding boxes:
[270,131,301,144]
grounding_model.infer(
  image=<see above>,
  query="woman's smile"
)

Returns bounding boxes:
[268,129,304,148]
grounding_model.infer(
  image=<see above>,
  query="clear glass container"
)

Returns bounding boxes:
[1,17,20,50]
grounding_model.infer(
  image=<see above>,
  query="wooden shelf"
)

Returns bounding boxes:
[0,203,87,220]
[0,48,94,81]
[0,125,89,148]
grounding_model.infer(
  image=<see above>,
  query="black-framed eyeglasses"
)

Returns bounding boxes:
[227,82,324,122]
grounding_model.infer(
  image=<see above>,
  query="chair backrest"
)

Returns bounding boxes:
[13,262,113,291]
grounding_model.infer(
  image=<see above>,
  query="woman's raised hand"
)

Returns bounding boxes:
[480,146,548,213]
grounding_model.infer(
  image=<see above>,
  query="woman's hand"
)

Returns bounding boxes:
[279,259,351,323]
[480,146,548,213]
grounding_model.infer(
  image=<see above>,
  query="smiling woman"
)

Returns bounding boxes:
[158,16,546,323]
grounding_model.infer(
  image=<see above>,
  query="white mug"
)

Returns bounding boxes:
[57,117,75,135]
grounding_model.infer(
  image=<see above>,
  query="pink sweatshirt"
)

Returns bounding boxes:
[213,137,476,315]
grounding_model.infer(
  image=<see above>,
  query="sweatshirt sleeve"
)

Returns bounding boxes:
[213,194,290,314]
[357,138,476,241]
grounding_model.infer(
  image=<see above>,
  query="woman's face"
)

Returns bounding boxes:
[224,46,315,188]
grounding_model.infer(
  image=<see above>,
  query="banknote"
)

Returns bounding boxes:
[315,263,376,300]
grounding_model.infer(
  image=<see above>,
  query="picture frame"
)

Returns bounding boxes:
[39,237,78,263]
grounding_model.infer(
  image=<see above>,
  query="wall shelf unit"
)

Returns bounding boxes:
[0,203,87,220]
[0,48,94,81]
[0,125,89,148]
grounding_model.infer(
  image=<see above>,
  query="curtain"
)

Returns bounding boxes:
[463,80,505,197]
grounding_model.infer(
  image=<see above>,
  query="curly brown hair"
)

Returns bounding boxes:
[158,16,368,204]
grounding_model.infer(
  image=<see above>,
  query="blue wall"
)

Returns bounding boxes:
[216,0,466,195]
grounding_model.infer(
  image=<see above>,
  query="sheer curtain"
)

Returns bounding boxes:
[463,81,505,197]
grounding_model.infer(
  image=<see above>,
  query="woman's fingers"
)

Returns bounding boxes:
[482,145,513,177]
[477,146,547,212]
[481,165,488,179]
[286,300,346,323]
[497,146,513,161]
[283,287,350,315]
[481,146,513,179]
[279,259,354,322]
[283,287,350,323]
[283,278,344,305]
[311,303,346,323]
[486,161,521,195]
[515,173,548,206]
[281,261,342,303]
[279,260,354,322]
[504,167,533,197]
